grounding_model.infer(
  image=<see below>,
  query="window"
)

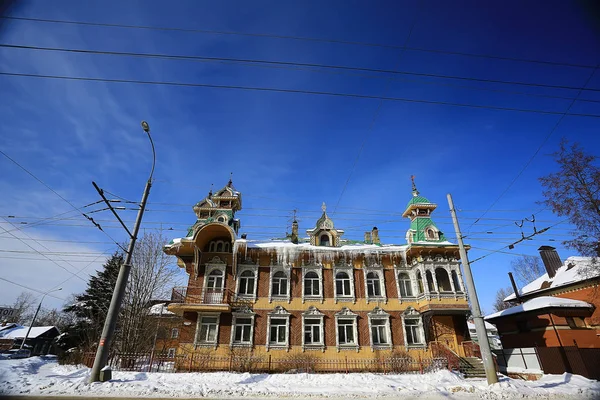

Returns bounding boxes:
[167,348,176,358]
[404,319,423,345]
[451,270,462,292]
[416,271,424,294]
[304,271,320,296]
[207,270,224,290]
[336,272,352,296]
[320,234,330,246]
[217,216,225,222]
[238,270,255,296]
[171,328,179,339]
[398,273,413,297]
[435,268,452,292]
[371,319,389,345]
[272,271,288,296]
[304,318,321,345]
[196,316,219,344]
[426,228,436,239]
[216,242,223,252]
[338,319,355,345]
[233,317,253,344]
[269,319,287,345]
[366,272,382,297]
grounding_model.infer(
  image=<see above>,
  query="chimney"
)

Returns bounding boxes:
[364,232,372,244]
[372,227,380,244]
[538,246,562,278]
[291,220,299,244]
[241,233,247,239]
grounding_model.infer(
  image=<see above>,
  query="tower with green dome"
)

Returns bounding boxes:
[402,176,446,244]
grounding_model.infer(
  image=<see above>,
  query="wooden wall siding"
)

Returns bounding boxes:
[357,314,370,346]
[225,266,236,292]
[291,268,302,299]
[323,313,336,347]
[390,315,405,346]
[452,315,468,343]
[384,269,397,299]
[323,269,334,298]
[354,270,365,299]
[218,314,232,344]
[257,267,270,298]
[289,311,303,346]
[253,311,267,346]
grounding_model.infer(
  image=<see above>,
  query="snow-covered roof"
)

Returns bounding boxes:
[467,321,497,331]
[504,256,599,301]
[0,325,58,339]
[149,303,176,316]
[485,296,594,320]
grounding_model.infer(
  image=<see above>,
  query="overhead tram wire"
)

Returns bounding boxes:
[0,276,66,301]
[1,15,597,70]
[3,44,600,97]
[466,65,600,233]
[3,72,600,120]
[0,149,127,251]
[4,45,600,106]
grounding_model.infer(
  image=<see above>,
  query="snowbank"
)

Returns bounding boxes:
[0,357,599,399]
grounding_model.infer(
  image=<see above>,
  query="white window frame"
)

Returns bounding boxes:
[395,269,415,301]
[167,348,176,358]
[202,257,227,304]
[335,307,359,351]
[266,306,291,350]
[402,307,426,349]
[302,306,324,350]
[194,312,220,348]
[268,266,291,303]
[302,266,323,303]
[367,307,392,350]
[235,265,258,301]
[363,265,387,303]
[171,328,179,339]
[333,266,355,303]
[230,307,255,347]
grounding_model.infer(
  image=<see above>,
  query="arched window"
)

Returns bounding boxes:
[398,273,413,297]
[272,271,288,296]
[216,242,223,252]
[238,270,255,296]
[217,216,225,222]
[426,228,436,240]
[209,242,216,252]
[336,272,351,296]
[207,269,224,291]
[451,270,462,292]
[224,242,230,253]
[304,271,320,296]
[320,234,330,246]
[366,272,382,297]
[426,270,435,292]
[435,268,452,292]
[416,271,424,294]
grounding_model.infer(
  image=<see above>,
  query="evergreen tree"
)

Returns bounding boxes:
[57,252,123,353]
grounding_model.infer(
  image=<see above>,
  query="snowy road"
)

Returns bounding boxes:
[1,357,599,399]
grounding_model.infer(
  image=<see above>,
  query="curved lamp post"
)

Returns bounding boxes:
[20,287,62,350]
[89,121,156,383]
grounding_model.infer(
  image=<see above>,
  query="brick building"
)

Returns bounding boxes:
[163,179,472,362]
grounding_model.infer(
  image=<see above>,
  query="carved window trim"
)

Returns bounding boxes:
[334,307,359,351]
[367,307,392,350]
[363,264,387,303]
[401,307,426,349]
[230,308,255,348]
[302,306,325,350]
[266,306,291,351]
[302,265,323,303]
[333,265,355,303]
[269,265,291,303]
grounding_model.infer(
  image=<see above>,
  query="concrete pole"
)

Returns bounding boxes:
[447,193,498,384]
[89,178,152,382]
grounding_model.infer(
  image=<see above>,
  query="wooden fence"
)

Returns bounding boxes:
[83,352,449,374]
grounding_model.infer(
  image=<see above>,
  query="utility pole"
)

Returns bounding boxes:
[89,121,155,383]
[20,288,62,350]
[447,193,498,385]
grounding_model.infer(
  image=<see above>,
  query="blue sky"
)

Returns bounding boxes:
[0,0,599,313]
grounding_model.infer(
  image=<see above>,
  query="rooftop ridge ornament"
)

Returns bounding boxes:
[208,183,214,197]
[411,175,419,197]
[321,202,327,213]
[228,172,233,187]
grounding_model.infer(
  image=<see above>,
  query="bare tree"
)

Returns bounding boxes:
[492,287,513,312]
[539,139,600,258]
[6,291,36,324]
[511,255,545,286]
[116,231,180,354]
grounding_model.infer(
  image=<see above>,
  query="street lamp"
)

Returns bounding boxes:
[89,121,156,383]
[20,288,62,350]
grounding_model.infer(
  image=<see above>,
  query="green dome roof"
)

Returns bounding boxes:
[406,195,432,207]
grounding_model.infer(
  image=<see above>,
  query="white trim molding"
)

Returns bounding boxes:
[268,265,291,303]
[301,306,325,351]
[367,307,392,351]
[266,306,291,351]
[194,312,221,349]
[235,262,259,301]
[363,263,387,304]
[334,307,359,352]
[401,307,426,349]
[333,262,355,303]
[230,306,256,348]
[301,264,323,303]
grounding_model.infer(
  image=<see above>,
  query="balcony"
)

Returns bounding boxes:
[168,287,253,314]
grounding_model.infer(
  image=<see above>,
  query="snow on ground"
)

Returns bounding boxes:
[1,357,599,399]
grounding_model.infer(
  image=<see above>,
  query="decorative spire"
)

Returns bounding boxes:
[228,172,233,187]
[208,183,213,197]
[321,202,327,213]
[411,175,419,197]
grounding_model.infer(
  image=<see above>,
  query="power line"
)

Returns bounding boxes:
[3,43,600,96]
[467,65,599,232]
[1,15,596,70]
[0,276,66,301]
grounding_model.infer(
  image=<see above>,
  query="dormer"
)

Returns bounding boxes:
[306,202,344,247]
[402,176,446,244]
